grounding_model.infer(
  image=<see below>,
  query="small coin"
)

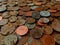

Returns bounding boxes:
[32,11,40,19]
[30,6,38,10]
[9,16,17,22]
[30,27,43,38]
[25,23,35,29]
[48,10,57,12]
[15,26,28,35]
[4,34,17,45]
[51,19,60,32]
[0,19,8,25]
[54,33,60,44]
[41,34,55,45]
[0,16,2,21]
[40,11,50,17]
[26,17,35,23]
[18,10,24,15]
[43,26,53,34]
[2,11,11,18]
[0,5,6,12]
[1,23,16,35]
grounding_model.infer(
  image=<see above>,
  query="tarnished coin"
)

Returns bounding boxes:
[15,26,28,35]
[1,23,16,35]
[54,33,60,44]
[32,11,40,19]
[4,34,17,45]
[18,10,24,15]
[0,5,6,12]
[9,16,17,22]
[25,23,35,29]
[30,27,43,38]
[51,19,60,32]
[0,19,8,25]
[30,6,38,10]
[2,11,11,18]
[41,34,55,45]
[0,0,3,2]
[17,36,28,45]
[40,11,50,17]
[43,26,53,34]
[26,17,35,23]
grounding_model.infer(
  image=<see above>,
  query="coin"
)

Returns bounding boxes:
[30,27,43,38]
[4,34,17,45]
[48,10,57,12]
[32,11,40,19]
[40,11,50,17]
[9,16,17,22]
[0,19,8,25]
[0,16,2,21]
[15,26,28,35]
[54,33,60,44]
[41,34,55,45]
[18,10,24,15]
[30,6,38,10]
[26,17,35,23]
[25,23,35,29]
[1,23,16,35]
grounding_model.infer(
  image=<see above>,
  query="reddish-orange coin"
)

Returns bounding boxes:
[41,34,55,45]
[0,16,2,21]
[15,26,28,36]
[48,10,57,12]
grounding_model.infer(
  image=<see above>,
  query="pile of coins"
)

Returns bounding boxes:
[0,0,60,45]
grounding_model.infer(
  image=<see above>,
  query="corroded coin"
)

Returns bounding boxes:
[26,17,35,23]
[0,19,8,25]
[40,11,50,17]
[32,11,40,19]
[1,23,16,35]
[54,33,60,44]
[9,16,17,22]
[30,27,43,38]
[4,34,17,45]
[25,23,35,29]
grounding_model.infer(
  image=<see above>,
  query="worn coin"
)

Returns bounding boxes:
[40,11,50,17]
[30,27,43,38]
[0,19,8,25]
[32,11,40,19]
[26,17,35,23]
[54,33,60,44]
[25,23,35,29]
[4,34,17,45]
[9,16,17,22]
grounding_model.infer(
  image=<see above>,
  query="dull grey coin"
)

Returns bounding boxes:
[40,11,50,17]
[4,34,17,45]
[9,16,17,22]
[0,19,8,25]
[25,23,35,29]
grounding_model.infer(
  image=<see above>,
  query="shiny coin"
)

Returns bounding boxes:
[1,23,16,35]
[40,11,50,17]
[15,26,28,35]
[30,27,43,38]
[25,23,35,29]
[26,17,35,23]
[0,19,8,25]
[4,34,17,45]
[32,11,40,19]
[54,33,60,44]
[9,16,17,22]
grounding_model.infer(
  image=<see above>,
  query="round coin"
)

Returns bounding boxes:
[40,11,50,17]
[15,26,28,35]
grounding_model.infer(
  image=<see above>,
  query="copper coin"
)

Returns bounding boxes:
[18,10,24,15]
[48,10,57,12]
[0,16,2,21]
[15,26,28,35]
[41,34,55,45]
[30,27,43,38]
[26,17,35,23]
[54,33,60,44]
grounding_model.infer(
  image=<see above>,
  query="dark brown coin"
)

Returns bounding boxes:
[26,17,35,23]
[30,27,43,38]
